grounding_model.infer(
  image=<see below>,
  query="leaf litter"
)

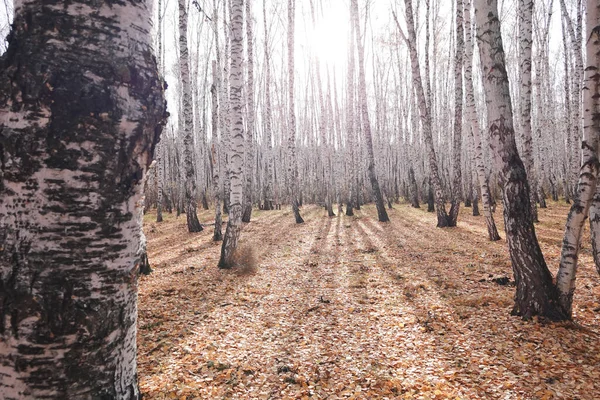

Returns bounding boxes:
[138,202,600,399]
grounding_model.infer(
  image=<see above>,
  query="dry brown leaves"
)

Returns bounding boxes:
[137,202,600,399]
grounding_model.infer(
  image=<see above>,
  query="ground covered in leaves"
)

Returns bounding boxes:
[138,201,600,399]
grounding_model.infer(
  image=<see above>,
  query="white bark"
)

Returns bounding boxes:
[242,0,255,222]
[287,0,304,223]
[518,0,539,222]
[0,0,166,396]
[557,0,600,315]
[219,0,245,268]
[179,0,203,232]
[463,0,500,240]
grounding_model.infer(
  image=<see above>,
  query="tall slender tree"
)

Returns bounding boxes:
[557,0,600,316]
[262,0,274,211]
[351,0,389,222]
[219,0,246,268]
[395,2,449,227]
[463,0,500,240]
[211,61,223,241]
[474,0,565,319]
[242,0,255,223]
[448,0,464,227]
[287,0,304,223]
[179,0,203,232]
[518,0,539,222]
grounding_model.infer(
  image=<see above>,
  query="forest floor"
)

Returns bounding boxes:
[138,201,600,399]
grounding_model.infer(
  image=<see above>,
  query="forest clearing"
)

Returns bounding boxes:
[138,202,600,399]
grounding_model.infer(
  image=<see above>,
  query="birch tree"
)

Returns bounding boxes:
[211,61,223,241]
[395,1,449,227]
[464,0,500,240]
[0,0,166,396]
[179,0,203,232]
[219,0,245,268]
[448,0,464,227]
[518,0,539,222]
[556,0,600,316]
[242,0,255,223]
[474,0,565,319]
[351,0,389,222]
[287,0,304,223]
[262,0,274,211]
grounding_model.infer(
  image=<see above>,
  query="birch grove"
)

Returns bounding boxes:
[136,0,597,318]
[4,0,600,390]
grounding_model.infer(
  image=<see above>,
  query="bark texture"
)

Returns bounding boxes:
[211,61,223,241]
[463,0,500,241]
[557,0,600,315]
[448,0,464,227]
[399,1,449,227]
[0,0,166,397]
[179,0,203,232]
[474,0,565,320]
[352,0,389,223]
[518,0,539,223]
[287,0,304,224]
[242,0,255,223]
[219,0,245,268]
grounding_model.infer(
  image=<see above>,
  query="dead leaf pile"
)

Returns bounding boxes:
[138,202,600,399]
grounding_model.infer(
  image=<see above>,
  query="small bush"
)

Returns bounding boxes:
[232,245,257,276]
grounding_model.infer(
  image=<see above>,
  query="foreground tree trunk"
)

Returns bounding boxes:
[179,0,203,232]
[351,0,389,222]
[0,0,166,396]
[219,0,245,268]
[464,0,500,240]
[475,0,566,320]
[557,0,600,315]
[287,0,304,224]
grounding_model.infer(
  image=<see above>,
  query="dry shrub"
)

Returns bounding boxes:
[232,245,257,276]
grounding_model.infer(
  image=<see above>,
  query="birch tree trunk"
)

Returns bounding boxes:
[397,1,449,227]
[560,0,584,197]
[557,1,600,315]
[262,0,274,211]
[518,0,539,223]
[464,0,500,241]
[287,0,304,224]
[351,0,389,222]
[242,0,255,223]
[219,0,245,268]
[156,141,164,222]
[474,0,566,320]
[211,61,223,241]
[448,0,464,227]
[0,0,166,396]
[345,19,356,217]
[179,0,203,232]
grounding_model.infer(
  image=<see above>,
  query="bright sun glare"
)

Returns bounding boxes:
[300,1,350,71]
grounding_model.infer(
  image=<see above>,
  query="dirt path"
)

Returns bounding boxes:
[138,203,600,399]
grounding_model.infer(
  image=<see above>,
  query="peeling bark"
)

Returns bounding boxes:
[557,1,600,315]
[474,0,565,320]
[0,0,166,397]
